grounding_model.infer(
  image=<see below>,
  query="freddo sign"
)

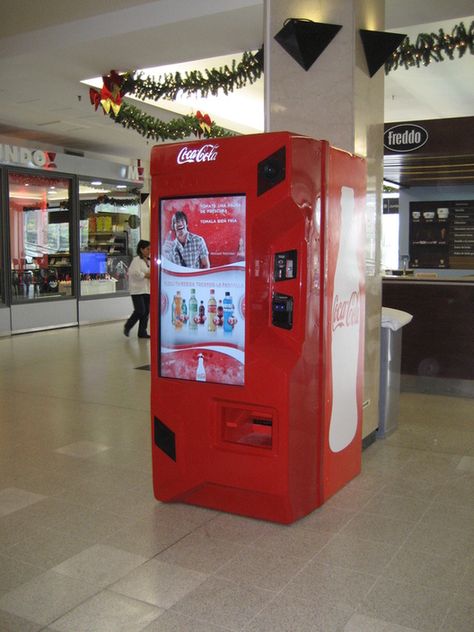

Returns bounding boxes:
[384,124,429,153]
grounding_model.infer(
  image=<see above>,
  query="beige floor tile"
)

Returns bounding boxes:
[283,560,377,609]
[245,593,354,632]
[0,488,46,517]
[403,521,474,560]
[51,544,147,588]
[359,576,453,632]
[55,441,111,458]
[215,546,308,591]
[418,501,474,533]
[198,512,272,544]
[6,526,91,570]
[440,595,474,632]
[0,555,44,593]
[361,493,430,522]
[156,529,243,574]
[339,512,414,546]
[251,521,334,558]
[110,559,208,609]
[344,613,421,631]
[0,609,43,632]
[171,576,275,631]
[141,610,229,631]
[47,590,162,632]
[314,533,399,575]
[382,546,469,592]
[297,504,356,534]
[323,483,379,513]
[0,570,99,626]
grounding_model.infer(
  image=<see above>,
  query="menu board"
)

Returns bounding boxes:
[449,202,474,268]
[409,200,474,269]
[159,195,246,385]
[409,202,449,268]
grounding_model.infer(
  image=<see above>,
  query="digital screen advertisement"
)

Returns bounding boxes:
[159,195,246,386]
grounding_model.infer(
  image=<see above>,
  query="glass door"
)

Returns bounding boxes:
[8,170,78,332]
[79,179,140,296]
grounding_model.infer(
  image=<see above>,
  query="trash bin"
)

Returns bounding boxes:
[377,307,413,438]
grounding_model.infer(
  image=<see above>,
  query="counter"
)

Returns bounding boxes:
[382,277,474,380]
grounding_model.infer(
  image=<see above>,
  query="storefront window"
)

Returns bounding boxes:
[8,172,72,303]
[79,180,140,296]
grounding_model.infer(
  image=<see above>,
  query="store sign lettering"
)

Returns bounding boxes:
[384,124,429,153]
[0,143,57,169]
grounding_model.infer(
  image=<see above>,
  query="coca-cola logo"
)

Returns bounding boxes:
[332,291,360,330]
[176,144,219,165]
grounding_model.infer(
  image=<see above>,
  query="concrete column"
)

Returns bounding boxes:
[264,0,384,439]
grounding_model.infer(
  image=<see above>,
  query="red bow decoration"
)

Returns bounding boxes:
[89,70,127,117]
[196,111,212,136]
[89,88,101,111]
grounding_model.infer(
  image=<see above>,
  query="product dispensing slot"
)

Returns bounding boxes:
[221,404,274,449]
[272,293,293,330]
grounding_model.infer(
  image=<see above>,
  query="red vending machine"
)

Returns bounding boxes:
[150,132,365,524]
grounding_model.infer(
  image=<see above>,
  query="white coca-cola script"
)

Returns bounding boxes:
[176,144,219,164]
[332,291,360,330]
[329,186,361,454]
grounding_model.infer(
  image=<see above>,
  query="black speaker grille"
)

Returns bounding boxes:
[154,417,176,461]
[257,146,286,196]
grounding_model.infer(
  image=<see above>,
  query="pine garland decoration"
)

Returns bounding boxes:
[126,49,264,101]
[385,20,474,73]
[113,102,234,142]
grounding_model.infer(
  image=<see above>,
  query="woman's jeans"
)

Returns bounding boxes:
[124,293,150,336]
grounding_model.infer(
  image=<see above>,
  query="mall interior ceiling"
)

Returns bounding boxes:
[0,0,473,189]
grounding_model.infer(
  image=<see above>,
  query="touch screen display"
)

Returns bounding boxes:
[159,195,246,385]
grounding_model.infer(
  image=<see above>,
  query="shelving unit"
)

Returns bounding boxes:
[85,231,128,254]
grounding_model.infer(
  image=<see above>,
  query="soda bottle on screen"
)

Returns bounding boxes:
[171,292,176,324]
[217,300,224,327]
[173,291,182,328]
[189,289,198,329]
[223,292,233,332]
[196,353,206,382]
[329,186,361,453]
[208,289,217,331]
[181,299,188,324]
[198,301,206,324]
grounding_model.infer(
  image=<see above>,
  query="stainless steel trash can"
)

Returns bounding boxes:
[377,307,413,438]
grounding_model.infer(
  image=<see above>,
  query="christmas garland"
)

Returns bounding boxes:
[385,20,474,72]
[89,49,263,142]
[89,20,473,143]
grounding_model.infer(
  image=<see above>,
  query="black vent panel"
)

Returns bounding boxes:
[154,417,176,461]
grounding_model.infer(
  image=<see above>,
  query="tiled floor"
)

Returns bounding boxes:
[0,323,473,631]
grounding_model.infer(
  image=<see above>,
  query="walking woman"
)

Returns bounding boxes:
[123,240,151,339]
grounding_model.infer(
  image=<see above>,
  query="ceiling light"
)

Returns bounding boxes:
[116,184,127,189]
[91,180,102,186]
[383,179,400,189]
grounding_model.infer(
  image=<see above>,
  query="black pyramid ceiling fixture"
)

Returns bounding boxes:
[274,18,342,71]
[359,29,407,77]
